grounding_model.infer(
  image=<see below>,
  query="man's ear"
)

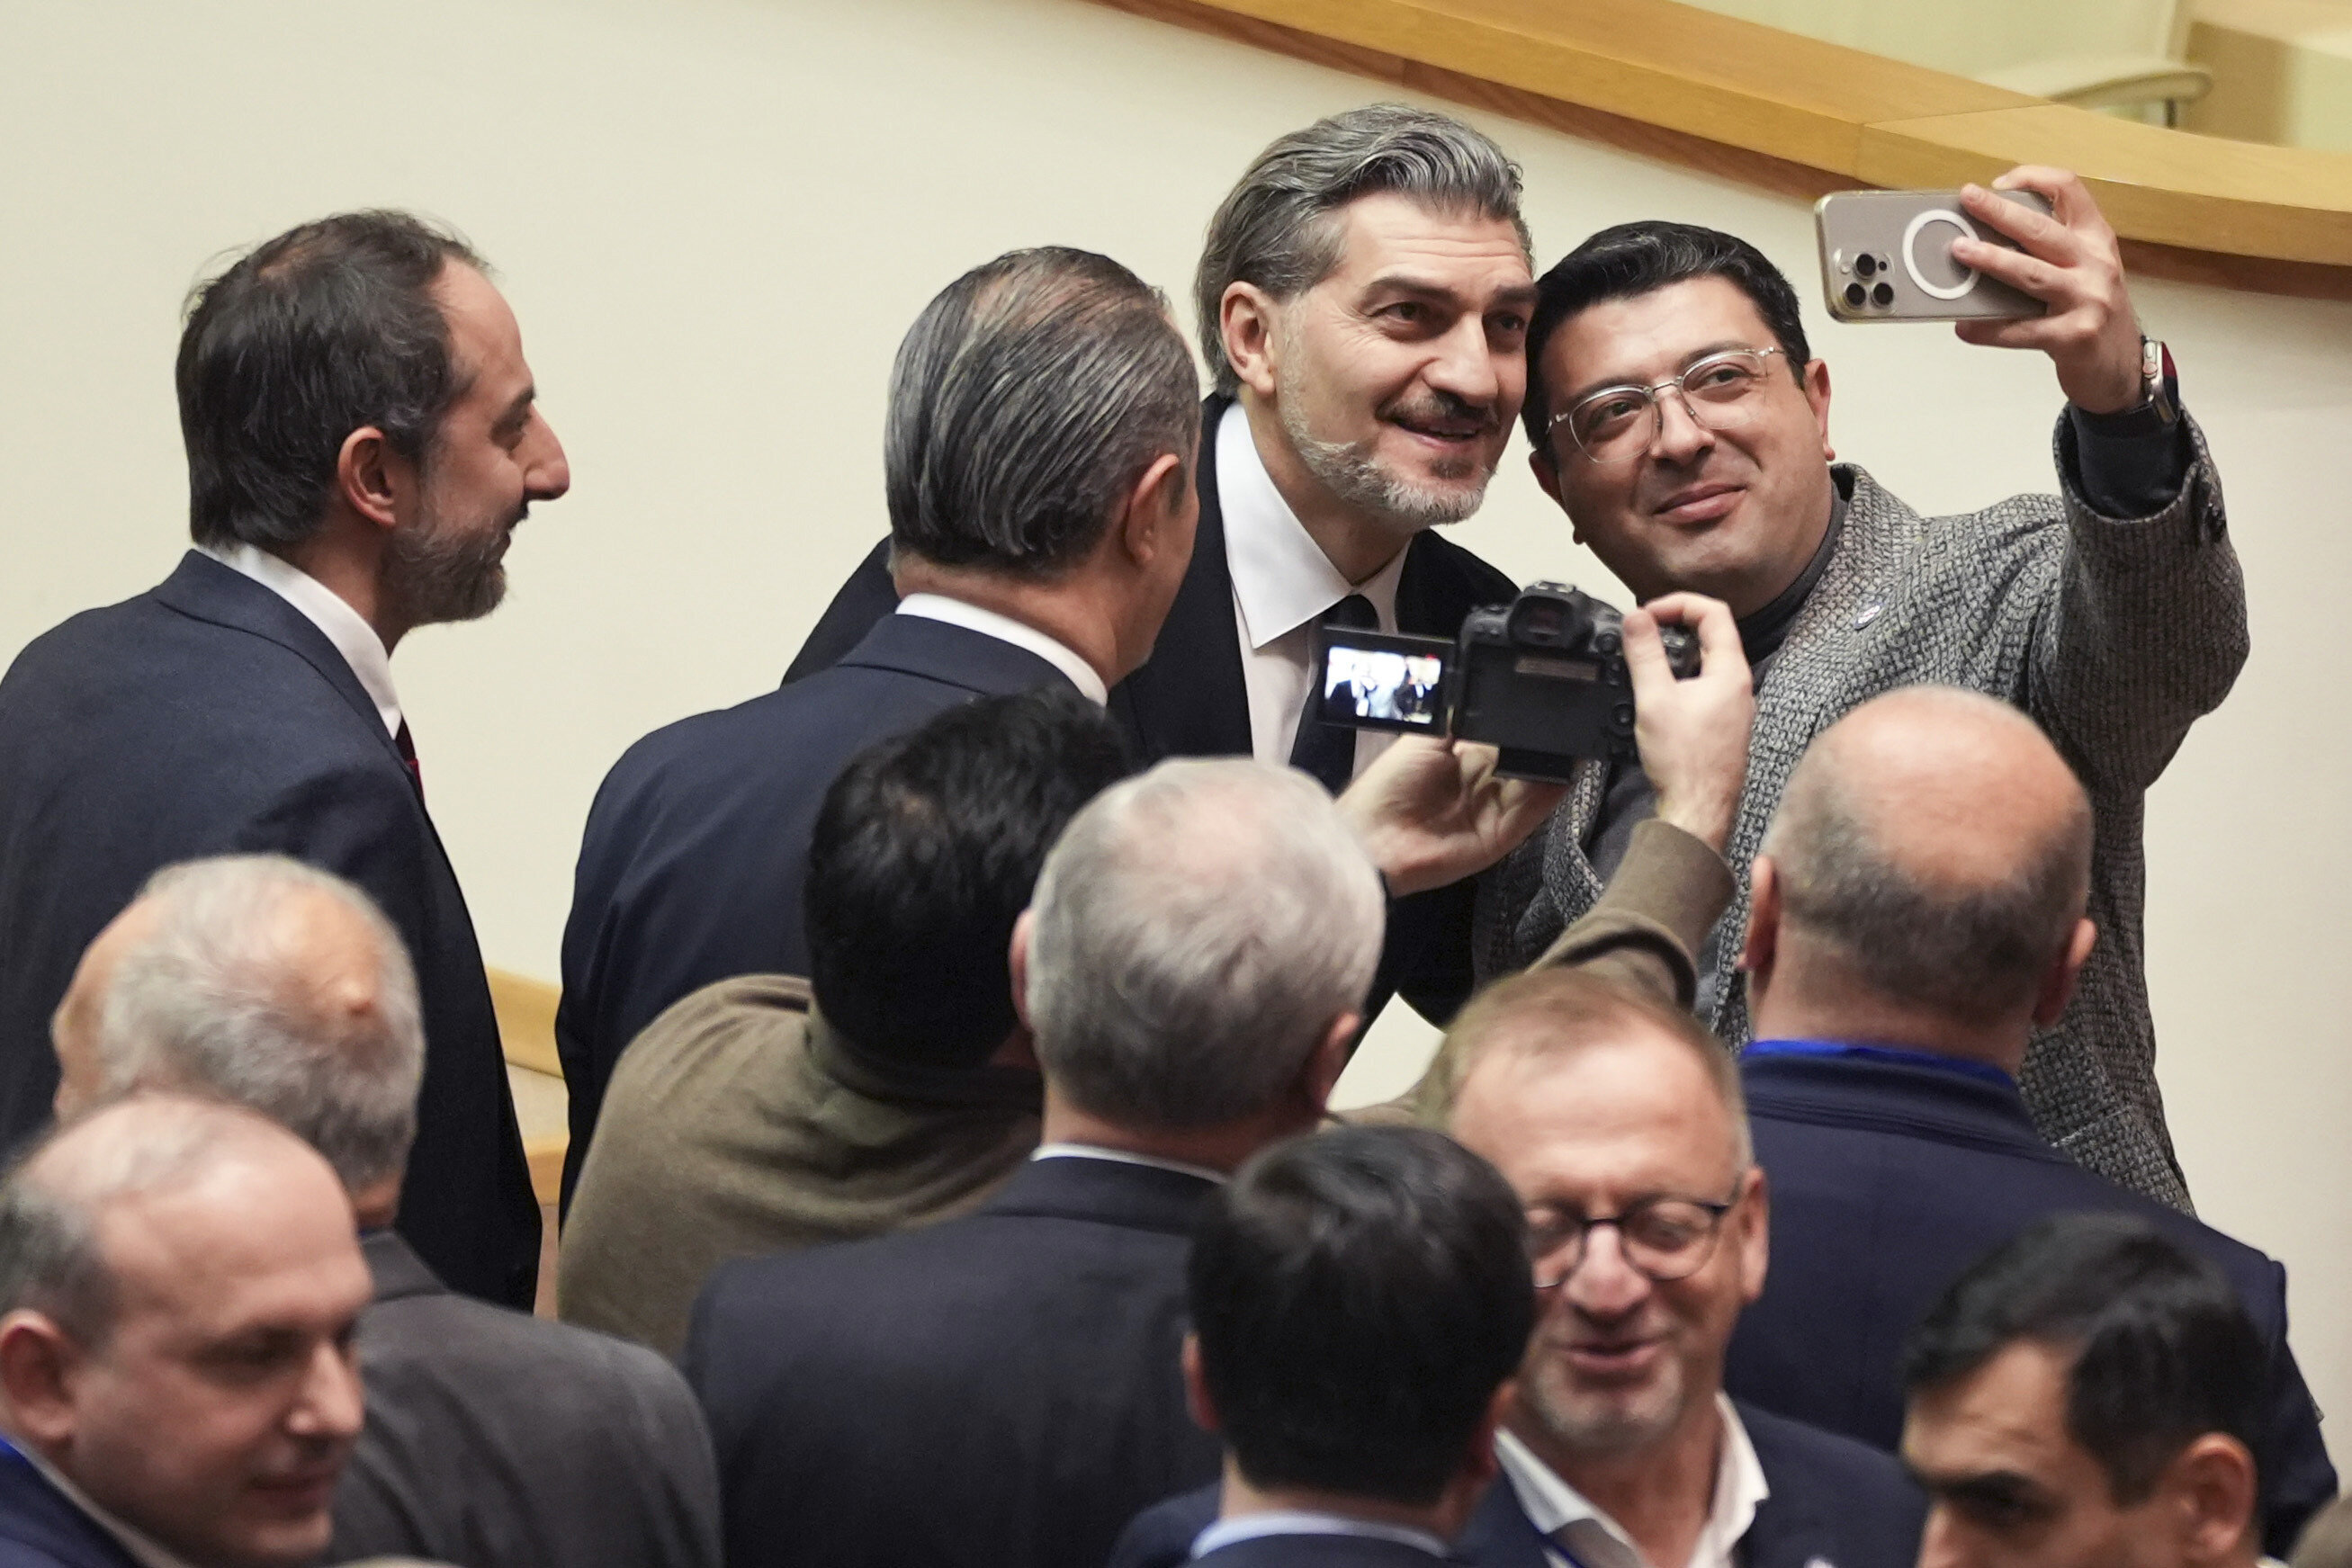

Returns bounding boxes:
[1220,283,1283,401]
[2159,1433,2258,1567]
[0,1313,84,1451]
[1735,1161,1770,1306]
[1740,856,1783,989]
[1116,452,1190,569]
[2032,918,2096,1028]
[1800,358,1835,462]
[334,426,409,533]
[1180,1334,1222,1435]
[1007,911,1037,1034]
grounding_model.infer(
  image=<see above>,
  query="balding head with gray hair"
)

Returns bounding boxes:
[1196,104,1531,396]
[1022,758,1384,1129]
[1754,685,2095,1034]
[54,855,424,1195]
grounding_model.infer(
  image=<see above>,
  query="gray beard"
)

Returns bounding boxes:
[385,499,510,629]
[1279,401,1492,532]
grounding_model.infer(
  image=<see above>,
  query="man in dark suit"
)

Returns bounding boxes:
[1720,686,2334,1554]
[1903,1215,2279,1568]
[0,1098,373,1568]
[555,246,1200,1196]
[47,855,721,1568]
[0,211,563,1307]
[682,757,1394,1568]
[1145,1125,1537,1568]
[784,104,1538,1029]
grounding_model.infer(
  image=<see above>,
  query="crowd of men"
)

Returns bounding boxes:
[0,99,2328,1568]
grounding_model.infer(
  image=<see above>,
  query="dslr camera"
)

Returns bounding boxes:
[1312,583,1698,783]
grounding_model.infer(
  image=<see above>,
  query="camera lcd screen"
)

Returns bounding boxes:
[1314,628,1451,734]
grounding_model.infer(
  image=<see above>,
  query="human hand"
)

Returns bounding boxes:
[1626,593,1752,853]
[1337,735,1568,898]
[1949,166,2142,416]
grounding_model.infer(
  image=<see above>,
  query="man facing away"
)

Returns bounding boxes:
[1902,1214,2282,1568]
[1172,1124,1536,1568]
[0,211,568,1305]
[556,246,1200,1196]
[1487,169,2246,1208]
[788,103,1540,1026]
[0,1096,373,1568]
[49,856,721,1568]
[559,686,1134,1355]
[1720,686,2333,1553]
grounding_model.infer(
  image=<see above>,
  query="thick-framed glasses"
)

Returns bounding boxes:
[1546,346,1786,467]
[1527,1183,1746,1289]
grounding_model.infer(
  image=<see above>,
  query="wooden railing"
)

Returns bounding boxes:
[1095,0,2352,297]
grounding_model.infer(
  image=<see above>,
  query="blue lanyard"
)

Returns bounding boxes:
[1741,1037,2016,1090]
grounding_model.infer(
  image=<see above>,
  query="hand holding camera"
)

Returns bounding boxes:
[1625,593,1753,854]
[1338,736,1568,899]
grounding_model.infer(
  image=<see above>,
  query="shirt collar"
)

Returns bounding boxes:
[4,1437,199,1568]
[1193,1510,1450,1559]
[893,594,1109,704]
[1216,402,1407,649]
[1495,1395,1769,1568]
[198,541,401,738]
[1743,1038,2018,1091]
[1030,1142,1227,1186]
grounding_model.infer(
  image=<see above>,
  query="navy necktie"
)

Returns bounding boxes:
[1287,594,1378,796]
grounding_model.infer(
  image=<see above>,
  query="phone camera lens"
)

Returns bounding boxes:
[1844,282,1867,308]
[1872,281,1895,307]
[1854,252,1878,279]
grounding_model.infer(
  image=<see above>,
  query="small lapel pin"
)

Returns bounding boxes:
[1853,602,1884,631]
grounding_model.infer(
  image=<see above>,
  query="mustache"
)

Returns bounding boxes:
[1380,389,1501,435]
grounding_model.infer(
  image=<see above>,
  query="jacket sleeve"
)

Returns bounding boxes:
[2027,411,2248,794]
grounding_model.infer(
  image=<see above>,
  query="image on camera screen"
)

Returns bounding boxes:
[1321,642,1445,730]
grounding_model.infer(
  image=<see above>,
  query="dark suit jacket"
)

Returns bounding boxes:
[0,552,535,1306]
[331,1230,722,1568]
[683,1154,1224,1568]
[1193,1534,1450,1568]
[1725,1050,2336,1557]
[0,1449,140,1568]
[1113,1402,1925,1568]
[555,613,1072,1201]
[783,394,1519,1028]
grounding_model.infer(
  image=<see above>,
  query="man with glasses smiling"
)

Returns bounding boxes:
[1480,167,2245,1214]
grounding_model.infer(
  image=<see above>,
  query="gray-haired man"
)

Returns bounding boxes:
[49,856,723,1568]
[790,103,1540,1027]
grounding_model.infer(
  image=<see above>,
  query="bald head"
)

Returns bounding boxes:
[53,856,424,1197]
[1756,686,2093,1031]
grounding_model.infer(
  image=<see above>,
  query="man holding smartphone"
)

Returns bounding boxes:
[1486,166,2240,1211]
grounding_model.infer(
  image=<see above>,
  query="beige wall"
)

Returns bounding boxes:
[4,0,2346,1465]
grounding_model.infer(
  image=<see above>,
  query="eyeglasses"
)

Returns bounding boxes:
[1527,1184,1745,1289]
[1547,347,1785,467]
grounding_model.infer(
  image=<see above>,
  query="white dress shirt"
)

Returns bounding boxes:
[197,541,403,739]
[1028,1142,1226,1186]
[895,594,1109,705]
[1216,403,1406,776]
[1192,1510,1449,1560]
[1495,1396,1769,1568]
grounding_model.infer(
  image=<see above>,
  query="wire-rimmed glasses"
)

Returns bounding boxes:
[1527,1186,1745,1290]
[1546,346,1786,467]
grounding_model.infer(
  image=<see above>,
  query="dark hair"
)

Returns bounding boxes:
[1189,1125,1534,1505]
[884,247,1199,580]
[804,686,1133,1067]
[1522,221,1811,451]
[1902,1213,2265,1505]
[178,211,485,551]
[1195,104,1531,397]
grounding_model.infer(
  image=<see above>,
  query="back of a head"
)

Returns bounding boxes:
[179,211,484,551]
[1197,104,1530,397]
[1025,758,1383,1129]
[1903,1212,2266,1507]
[1760,686,2094,1029]
[1522,220,1809,451]
[1190,1125,1534,1504]
[884,246,1199,578]
[804,687,1135,1068]
[91,856,424,1195]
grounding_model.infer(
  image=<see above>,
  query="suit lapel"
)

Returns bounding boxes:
[1109,396,1255,761]
[1456,1475,1551,1568]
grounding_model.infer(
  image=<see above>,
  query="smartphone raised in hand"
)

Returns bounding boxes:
[1815,188,2053,323]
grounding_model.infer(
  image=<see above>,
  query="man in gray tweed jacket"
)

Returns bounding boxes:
[1481,167,2243,1209]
